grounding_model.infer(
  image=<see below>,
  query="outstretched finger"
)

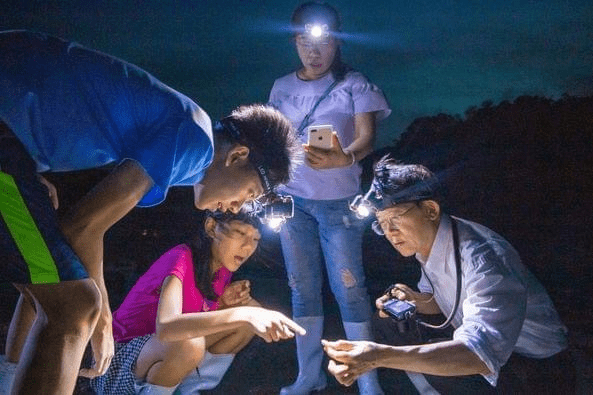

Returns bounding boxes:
[322,341,355,362]
[278,321,296,338]
[322,339,353,351]
[283,318,306,336]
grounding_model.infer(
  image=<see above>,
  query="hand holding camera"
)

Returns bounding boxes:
[376,283,418,318]
[376,283,419,334]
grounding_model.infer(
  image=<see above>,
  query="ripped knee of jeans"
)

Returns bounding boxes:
[340,268,357,288]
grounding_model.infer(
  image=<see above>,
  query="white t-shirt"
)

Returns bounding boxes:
[268,71,391,200]
[416,214,568,385]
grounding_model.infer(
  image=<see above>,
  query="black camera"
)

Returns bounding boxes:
[383,298,416,321]
[382,298,418,334]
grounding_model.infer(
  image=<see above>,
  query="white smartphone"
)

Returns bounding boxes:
[307,124,334,149]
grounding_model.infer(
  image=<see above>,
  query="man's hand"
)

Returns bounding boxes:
[220,280,252,308]
[304,133,352,170]
[377,283,440,316]
[322,339,380,387]
[79,308,114,378]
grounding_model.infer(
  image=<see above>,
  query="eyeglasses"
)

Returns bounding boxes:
[372,204,417,236]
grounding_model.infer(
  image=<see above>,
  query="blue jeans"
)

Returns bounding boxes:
[279,196,373,322]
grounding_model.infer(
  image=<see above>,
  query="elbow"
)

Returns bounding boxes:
[155,321,175,343]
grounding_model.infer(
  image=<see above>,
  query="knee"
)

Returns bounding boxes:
[169,337,206,373]
[67,280,102,323]
[47,280,101,333]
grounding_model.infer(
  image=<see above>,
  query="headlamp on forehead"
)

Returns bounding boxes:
[306,23,329,39]
[349,186,379,219]
[297,23,331,46]
[350,178,435,220]
[244,193,294,232]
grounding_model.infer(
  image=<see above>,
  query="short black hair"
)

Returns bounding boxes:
[291,1,341,33]
[214,104,300,191]
[372,155,439,209]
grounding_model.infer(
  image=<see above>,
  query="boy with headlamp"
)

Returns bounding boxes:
[0,30,299,395]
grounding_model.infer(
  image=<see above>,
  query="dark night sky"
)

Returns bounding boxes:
[2,0,592,147]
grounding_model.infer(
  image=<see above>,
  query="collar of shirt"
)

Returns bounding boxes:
[416,213,453,269]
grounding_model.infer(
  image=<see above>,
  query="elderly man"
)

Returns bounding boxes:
[323,156,573,393]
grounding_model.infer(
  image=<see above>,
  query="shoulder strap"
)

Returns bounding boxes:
[296,79,339,136]
[419,217,463,330]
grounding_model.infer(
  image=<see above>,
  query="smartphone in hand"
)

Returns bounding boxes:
[307,124,334,149]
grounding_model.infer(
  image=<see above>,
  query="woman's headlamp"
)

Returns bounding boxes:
[244,193,294,232]
[306,23,329,39]
[297,23,331,46]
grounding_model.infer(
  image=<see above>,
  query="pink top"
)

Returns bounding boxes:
[112,244,232,343]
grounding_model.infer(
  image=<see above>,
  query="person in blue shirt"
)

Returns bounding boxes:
[0,30,299,395]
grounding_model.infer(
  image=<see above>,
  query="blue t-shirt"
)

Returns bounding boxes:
[0,30,213,207]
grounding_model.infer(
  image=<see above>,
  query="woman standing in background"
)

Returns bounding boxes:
[268,2,391,394]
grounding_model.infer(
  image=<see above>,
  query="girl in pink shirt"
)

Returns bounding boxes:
[91,211,305,394]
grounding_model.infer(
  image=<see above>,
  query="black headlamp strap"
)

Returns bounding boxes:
[256,164,273,194]
[218,118,273,195]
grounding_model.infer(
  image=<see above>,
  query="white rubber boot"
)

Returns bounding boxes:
[280,316,327,395]
[343,321,385,395]
[134,380,177,394]
[174,351,235,394]
[0,355,17,395]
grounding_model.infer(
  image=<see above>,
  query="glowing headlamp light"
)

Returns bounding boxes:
[307,23,327,38]
[244,193,294,232]
[349,186,378,219]
[300,23,330,45]
[350,175,437,235]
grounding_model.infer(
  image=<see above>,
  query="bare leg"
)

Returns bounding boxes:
[11,279,101,395]
[135,336,205,387]
[205,324,255,355]
[205,299,259,355]
[5,293,36,362]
